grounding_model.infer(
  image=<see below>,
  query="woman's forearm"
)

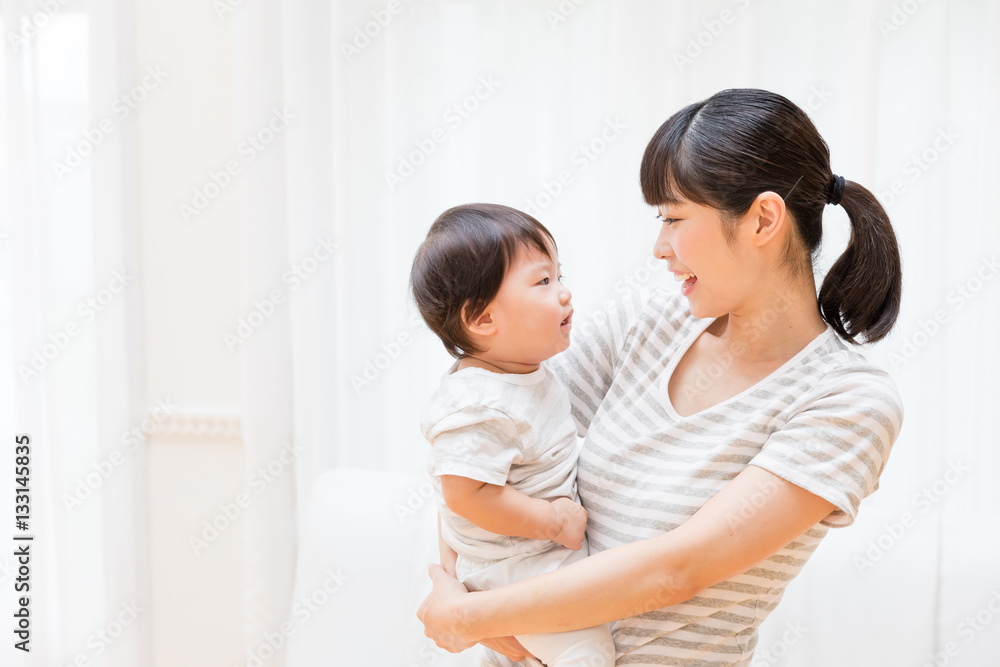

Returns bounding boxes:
[457,531,697,640]
[446,465,838,643]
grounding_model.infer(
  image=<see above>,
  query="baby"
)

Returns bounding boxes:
[410,203,614,667]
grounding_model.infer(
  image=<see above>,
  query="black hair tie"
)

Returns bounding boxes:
[827,174,846,206]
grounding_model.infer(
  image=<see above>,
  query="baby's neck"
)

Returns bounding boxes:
[456,356,541,374]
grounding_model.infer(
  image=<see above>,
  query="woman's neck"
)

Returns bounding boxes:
[709,277,828,363]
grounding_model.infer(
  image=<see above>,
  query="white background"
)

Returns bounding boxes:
[2,0,998,665]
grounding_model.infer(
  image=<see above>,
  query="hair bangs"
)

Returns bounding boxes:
[639,102,712,208]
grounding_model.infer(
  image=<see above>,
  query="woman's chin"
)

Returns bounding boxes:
[686,299,724,322]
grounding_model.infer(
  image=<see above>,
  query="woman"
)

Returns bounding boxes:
[418,88,904,666]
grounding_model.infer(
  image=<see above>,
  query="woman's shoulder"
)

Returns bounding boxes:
[797,329,905,424]
[809,330,901,385]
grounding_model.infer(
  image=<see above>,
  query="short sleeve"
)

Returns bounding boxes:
[425,405,523,485]
[748,368,904,528]
[544,285,650,438]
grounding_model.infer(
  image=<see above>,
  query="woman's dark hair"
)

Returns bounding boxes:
[409,203,557,358]
[639,88,901,344]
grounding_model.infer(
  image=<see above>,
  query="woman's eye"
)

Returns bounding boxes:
[656,213,678,224]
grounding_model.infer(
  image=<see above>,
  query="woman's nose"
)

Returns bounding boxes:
[653,228,673,260]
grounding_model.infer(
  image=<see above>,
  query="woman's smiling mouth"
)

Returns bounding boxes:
[673,271,698,293]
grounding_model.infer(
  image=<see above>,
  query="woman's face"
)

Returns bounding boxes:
[653,199,760,319]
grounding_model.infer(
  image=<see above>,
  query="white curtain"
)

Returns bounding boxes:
[2,0,148,665]
[261,0,1000,509]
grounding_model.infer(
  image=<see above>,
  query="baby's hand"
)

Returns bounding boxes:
[546,497,588,550]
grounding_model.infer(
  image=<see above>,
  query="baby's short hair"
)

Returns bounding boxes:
[410,203,557,358]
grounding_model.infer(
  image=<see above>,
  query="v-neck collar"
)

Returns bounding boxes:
[660,317,834,420]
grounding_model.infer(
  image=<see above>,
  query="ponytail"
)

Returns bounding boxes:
[818,180,902,344]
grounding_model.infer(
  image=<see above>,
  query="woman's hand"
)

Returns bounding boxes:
[417,563,478,653]
[435,516,537,663]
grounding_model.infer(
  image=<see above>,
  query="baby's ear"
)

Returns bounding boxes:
[462,302,495,335]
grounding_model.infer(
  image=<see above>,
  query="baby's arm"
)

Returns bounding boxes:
[440,475,587,550]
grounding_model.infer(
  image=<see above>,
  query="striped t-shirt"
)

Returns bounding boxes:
[491,284,902,667]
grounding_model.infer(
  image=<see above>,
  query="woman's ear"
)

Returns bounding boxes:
[750,191,788,248]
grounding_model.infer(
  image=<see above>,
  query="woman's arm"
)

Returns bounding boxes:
[418,464,835,650]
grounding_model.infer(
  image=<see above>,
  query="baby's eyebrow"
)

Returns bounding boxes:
[529,261,562,271]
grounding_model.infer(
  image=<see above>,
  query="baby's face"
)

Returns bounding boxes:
[486,241,574,365]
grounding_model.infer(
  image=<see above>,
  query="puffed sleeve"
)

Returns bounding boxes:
[748,365,904,528]
[543,286,650,438]
[425,405,523,485]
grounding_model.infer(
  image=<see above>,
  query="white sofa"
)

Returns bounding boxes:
[285,468,1000,666]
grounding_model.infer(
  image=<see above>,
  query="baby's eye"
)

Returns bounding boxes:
[558,275,565,283]
[539,277,550,285]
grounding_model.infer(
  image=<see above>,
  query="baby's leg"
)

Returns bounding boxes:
[515,623,615,667]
